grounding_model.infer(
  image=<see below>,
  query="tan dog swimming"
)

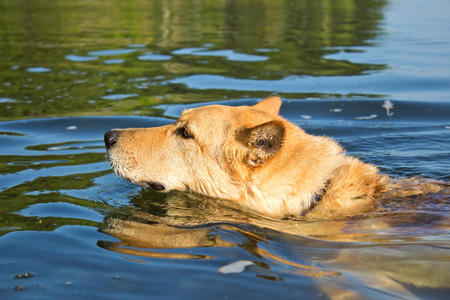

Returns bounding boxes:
[104,96,436,219]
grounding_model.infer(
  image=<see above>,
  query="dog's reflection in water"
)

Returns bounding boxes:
[98,189,450,298]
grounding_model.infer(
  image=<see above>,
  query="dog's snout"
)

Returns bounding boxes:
[104,130,120,149]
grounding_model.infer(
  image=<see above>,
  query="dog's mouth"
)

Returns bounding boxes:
[106,151,166,191]
[105,148,166,191]
[147,181,166,191]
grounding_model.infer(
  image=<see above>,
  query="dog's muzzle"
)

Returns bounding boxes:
[104,130,166,192]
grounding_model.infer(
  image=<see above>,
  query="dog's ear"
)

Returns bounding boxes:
[253,96,282,115]
[244,120,285,167]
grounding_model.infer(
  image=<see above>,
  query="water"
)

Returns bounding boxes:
[0,0,449,298]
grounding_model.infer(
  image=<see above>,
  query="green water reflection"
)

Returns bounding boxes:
[0,0,386,120]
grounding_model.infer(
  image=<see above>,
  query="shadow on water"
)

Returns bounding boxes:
[0,0,450,298]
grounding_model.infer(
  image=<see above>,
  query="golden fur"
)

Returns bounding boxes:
[102,100,448,297]
[105,96,395,218]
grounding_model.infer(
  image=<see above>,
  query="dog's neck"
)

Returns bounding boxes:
[231,129,346,218]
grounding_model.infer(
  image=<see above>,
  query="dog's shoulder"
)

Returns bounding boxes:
[306,157,389,219]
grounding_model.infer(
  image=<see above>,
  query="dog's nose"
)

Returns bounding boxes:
[104,130,120,149]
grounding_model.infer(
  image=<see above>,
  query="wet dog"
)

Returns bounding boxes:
[102,97,448,298]
[104,96,405,219]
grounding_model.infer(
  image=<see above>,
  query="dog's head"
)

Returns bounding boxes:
[104,97,287,200]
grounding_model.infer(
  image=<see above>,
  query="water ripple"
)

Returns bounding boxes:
[88,49,136,56]
[65,55,98,62]
[0,97,16,103]
[172,48,268,62]
[138,53,172,61]
[26,67,51,73]
[101,93,138,100]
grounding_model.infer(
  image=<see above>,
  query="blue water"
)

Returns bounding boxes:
[0,0,449,298]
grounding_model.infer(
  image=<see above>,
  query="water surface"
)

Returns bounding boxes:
[0,0,449,299]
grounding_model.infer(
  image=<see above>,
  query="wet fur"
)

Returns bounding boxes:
[105,96,441,219]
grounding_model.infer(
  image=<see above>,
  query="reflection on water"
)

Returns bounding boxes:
[0,0,449,298]
[100,184,449,297]
[1,0,447,121]
[0,100,448,298]
[0,0,410,120]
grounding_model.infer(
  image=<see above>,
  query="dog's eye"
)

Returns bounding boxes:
[177,126,193,139]
[254,139,269,147]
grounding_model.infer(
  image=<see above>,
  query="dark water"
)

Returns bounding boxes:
[1,0,449,298]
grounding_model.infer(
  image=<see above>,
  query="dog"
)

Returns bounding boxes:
[103,96,417,219]
[102,98,448,298]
